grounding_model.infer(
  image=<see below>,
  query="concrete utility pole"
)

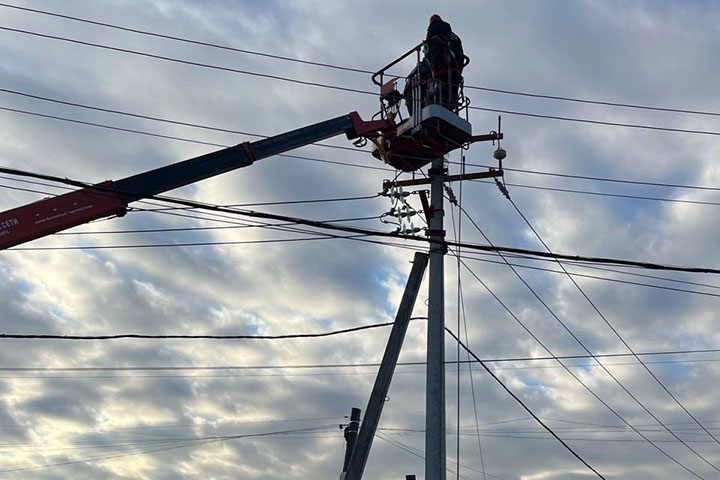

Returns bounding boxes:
[426,156,447,480]
[345,252,429,480]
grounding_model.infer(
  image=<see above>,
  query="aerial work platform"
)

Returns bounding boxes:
[372,103,473,171]
[368,43,485,171]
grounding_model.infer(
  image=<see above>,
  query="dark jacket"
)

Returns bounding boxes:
[426,19,452,39]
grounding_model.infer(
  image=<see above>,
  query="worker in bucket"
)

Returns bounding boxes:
[404,14,466,116]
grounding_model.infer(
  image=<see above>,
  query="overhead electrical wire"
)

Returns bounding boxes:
[468,164,720,193]
[3,166,720,276]
[4,90,720,210]
[5,85,720,201]
[460,254,720,299]
[379,428,720,445]
[2,26,720,138]
[3,2,719,120]
[0,26,376,95]
[471,179,720,207]
[450,198,487,480]
[0,320,405,340]
[443,328,607,479]
[505,197,720,447]
[374,432,497,480]
[0,87,390,167]
[2,190,716,300]
[2,86,719,212]
[4,87,720,211]
[2,355,719,380]
[0,425,337,475]
[555,261,720,292]
[446,242,710,476]
[455,205,718,476]
[2,347,716,372]
[0,103,390,173]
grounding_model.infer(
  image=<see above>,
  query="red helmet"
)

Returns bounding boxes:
[429,14,442,24]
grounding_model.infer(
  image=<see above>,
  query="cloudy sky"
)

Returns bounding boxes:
[1,1,720,479]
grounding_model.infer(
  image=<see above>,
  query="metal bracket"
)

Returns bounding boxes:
[469,132,503,143]
[418,190,432,222]
[425,229,445,238]
[384,169,504,190]
[240,142,256,163]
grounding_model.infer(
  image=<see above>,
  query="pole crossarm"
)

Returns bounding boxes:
[383,169,503,190]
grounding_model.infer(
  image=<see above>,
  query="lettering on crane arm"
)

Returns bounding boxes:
[0,217,19,238]
[33,204,94,226]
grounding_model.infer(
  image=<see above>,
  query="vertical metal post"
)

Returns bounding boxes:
[341,407,361,474]
[345,252,429,480]
[426,156,446,480]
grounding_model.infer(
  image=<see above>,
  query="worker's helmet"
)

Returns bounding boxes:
[429,14,442,24]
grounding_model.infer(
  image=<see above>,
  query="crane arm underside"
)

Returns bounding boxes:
[0,112,391,250]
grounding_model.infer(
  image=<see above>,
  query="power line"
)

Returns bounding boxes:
[0,103,391,173]
[0,320,406,340]
[449,187,487,480]
[9,348,717,370]
[4,195,715,301]
[468,105,720,137]
[3,95,718,209]
[48,215,378,236]
[0,425,336,475]
[3,2,719,120]
[462,85,720,118]
[7,84,720,198]
[0,87,388,166]
[457,204,718,476]
[3,26,720,138]
[5,86,720,202]
[469,164,720,193]
[0,2,374,74]
[4,166,720,276]
[444,328,606,479]
[446,223,710,476]
[0,26,376,95]
[472,179,720,207]
[5,86,720,210]
[3,356,719,380]
[379,428,720,445]
[460,252,720,299]
[506,197,720,449]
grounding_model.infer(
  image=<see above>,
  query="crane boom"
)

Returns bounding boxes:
[0,111,392,250]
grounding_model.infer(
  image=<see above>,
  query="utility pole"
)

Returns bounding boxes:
[426,156,447,480]
[340,407,361,478]
[380,135,503,480]
[345,252,428,480]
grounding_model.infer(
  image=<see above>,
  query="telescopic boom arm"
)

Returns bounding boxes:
[0,112,393,250]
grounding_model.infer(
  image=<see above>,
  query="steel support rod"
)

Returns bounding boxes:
[426,157,447,480]
[345,252,429,480]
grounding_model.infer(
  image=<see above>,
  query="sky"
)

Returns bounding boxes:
[1,1,720,479]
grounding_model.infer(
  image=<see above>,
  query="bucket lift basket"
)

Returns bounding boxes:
[371,43,472,171]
